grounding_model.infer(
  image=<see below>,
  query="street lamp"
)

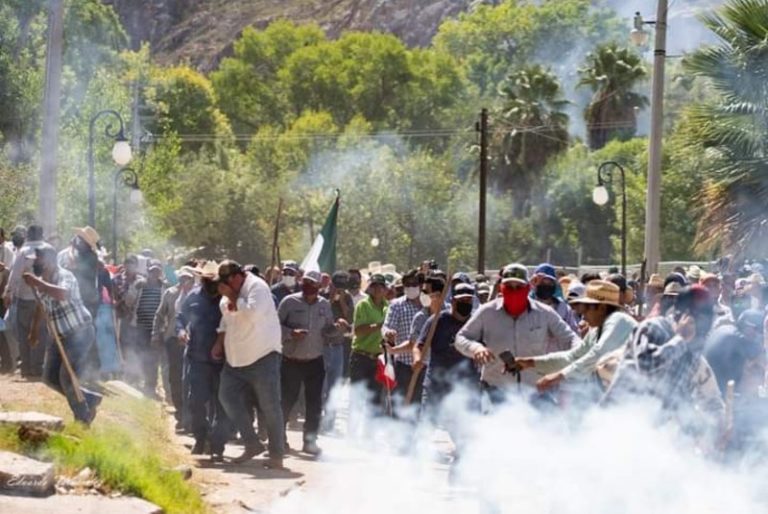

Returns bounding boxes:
[630,12,650,47]
[593,161,627,277]
[632,2,669,277]
[88,110,132,227]
[112,166,140,262]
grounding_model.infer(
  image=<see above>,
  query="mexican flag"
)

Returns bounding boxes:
[301,192,339,273]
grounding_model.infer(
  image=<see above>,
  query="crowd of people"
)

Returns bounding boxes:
[1,222,766,469]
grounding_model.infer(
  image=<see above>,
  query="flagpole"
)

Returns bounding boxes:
[269,199,283,285]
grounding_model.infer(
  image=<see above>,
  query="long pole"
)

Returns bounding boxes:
[643,0,668,275]
[112,171,119,262]
[620,167,627,278]
[39,0,65,237]
[269,199,284,285]
[477,108,488,275]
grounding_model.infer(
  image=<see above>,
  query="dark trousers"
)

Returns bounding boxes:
[281,356,325,443]
[136,327,161,397]
[164,338,185,421]
[43,324,102,423]
[16,299,46,376]
[188,359,231,453]
[349,351,382,408]
[393,360,425,412]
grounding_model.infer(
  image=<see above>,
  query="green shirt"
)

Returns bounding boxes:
[352,296,388,355]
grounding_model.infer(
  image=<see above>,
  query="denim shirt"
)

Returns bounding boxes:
[178,286,222,363]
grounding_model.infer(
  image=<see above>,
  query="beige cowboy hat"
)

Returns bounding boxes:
[569,280,622,307]
[74,226,100,252]
[193,260,219,279]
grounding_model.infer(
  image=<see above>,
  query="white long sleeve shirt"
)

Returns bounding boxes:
[218,273,282,367]
[532,310,637,380]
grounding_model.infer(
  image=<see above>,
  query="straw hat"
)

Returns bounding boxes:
[569,280,621,307]
[194,260,219,279]
[74,226,100,252]
[648,273,664,289]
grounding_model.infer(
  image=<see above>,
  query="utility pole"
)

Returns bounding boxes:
[477,108,488,275]
[39,0,65,235]
[643,0,668,275]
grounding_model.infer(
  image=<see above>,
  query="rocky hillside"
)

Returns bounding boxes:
[105,0,474,72]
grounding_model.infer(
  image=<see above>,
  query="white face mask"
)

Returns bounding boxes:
[420,293,432,308]
[405,286,420,300]
[282,275,296,288]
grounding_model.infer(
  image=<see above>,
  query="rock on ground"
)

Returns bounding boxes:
[0,495,163,514]
[0,450,55,496]
[0,411,64,431]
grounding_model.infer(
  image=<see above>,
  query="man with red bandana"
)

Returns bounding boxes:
[455,263,581,401]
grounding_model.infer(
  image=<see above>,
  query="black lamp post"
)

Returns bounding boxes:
[593,161,627,277]
[88,110,132,227]
[112,167,140,262]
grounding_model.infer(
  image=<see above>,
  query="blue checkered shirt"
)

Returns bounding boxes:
[42,268,93,337]
[382,296,422,365]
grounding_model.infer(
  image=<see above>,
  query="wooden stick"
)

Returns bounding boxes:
[33,290,85,403]
[269,199,284,286]
[405,273,451,405]
[111,304,124,364]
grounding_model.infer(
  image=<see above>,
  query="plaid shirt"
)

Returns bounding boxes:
[42,268,93,337]
[382,296,422,365]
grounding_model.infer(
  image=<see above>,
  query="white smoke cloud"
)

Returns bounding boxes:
[273,383,768,514]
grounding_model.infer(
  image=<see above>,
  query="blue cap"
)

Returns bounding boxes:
[737,309,764,330]
[451,272,471,284]
[534,263,557,281]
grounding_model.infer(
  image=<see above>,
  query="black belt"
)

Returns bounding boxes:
[352,349,379,360]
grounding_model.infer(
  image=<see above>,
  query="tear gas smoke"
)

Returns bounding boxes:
[273,382,768,514]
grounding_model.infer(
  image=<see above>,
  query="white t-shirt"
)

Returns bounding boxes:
[218,273,282,367]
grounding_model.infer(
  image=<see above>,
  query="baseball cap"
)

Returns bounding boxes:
[501,263,529,285]
[737,309,764,330]
[282,260,299,273]
[451,272,471,284]
[368,273,388,286]
[453,283,475,300]
[534,263,557,281]
[148,259,163,272]
[303,270,321,283]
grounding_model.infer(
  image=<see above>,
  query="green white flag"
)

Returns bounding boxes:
[301,193,339,273]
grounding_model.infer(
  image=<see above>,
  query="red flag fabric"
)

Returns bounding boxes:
[375,353,397,391]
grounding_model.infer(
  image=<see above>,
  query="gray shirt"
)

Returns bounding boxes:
[278,292,338,360]
[455,298,581,388]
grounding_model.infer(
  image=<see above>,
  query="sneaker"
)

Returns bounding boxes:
[210,453,225,463]
[231,441,266,464]
[85,394,103,426]
[302,441,322,456]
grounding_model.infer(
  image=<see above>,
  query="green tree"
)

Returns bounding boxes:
[577,43,648,150]
[494,65,569,215]
[683,0,768,256]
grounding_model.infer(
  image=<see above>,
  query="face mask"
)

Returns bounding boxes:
[420,293,432,308]
[501,284,530,317]
[455,301,473,317]
[405,286,420,300]
[282,275,296,288]
[535,283,556,300]
[302,283,319,297]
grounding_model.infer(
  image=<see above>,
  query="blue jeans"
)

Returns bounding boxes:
[43,323,102,423]
[188,360,231,453]
[219,351,285,459]
[322,345,344,430]
[95,304,121,374]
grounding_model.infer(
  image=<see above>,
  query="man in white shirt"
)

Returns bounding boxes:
[212,260,285,469]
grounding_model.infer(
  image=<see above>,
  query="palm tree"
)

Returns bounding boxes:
[684,0,768,255]
[578,43,648,150]
[494,64,569,216]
